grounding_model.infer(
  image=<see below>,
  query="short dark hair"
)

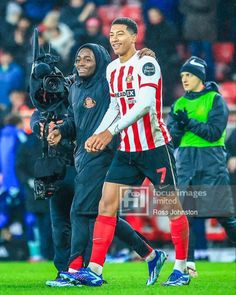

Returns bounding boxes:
[112,17,138,34]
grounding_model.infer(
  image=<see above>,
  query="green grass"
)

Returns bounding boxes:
[0,261,235,295]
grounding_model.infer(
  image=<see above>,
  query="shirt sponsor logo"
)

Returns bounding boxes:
[114,89,136,98]
[83,97,96,108]
[142,62,155,76]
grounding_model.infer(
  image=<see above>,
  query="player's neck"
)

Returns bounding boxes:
[119,47,137,63]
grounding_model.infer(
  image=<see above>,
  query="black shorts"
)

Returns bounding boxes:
[105,143,177,190]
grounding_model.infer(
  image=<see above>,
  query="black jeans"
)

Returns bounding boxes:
[50,166,75,271]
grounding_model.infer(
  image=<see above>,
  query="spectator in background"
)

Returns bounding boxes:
[0,1,22,48]
[59,0,95,41]
[142,0,180,25]
[3,89,26,117]
[41,10,75,69]
[16,131,54,261]
[80,17,111,53]
[0,90,33,128]
[217,0,236,42]
[0,114,27,236]
[0,47,24,106]
[144,7,179,105]
[179,0,218,80]
[4,16,32,70]
[20,0,55,24]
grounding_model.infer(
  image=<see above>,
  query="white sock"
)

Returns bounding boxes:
[145,249,156,262]
[174,259,187,273]
[88,262,103,276]
[186,261,196,270]
[68,268,78,273]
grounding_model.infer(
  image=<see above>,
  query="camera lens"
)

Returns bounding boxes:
[43,75,65,93]
[48,77,59,91]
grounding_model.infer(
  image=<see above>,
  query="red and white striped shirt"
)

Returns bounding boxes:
[96,52,171,152]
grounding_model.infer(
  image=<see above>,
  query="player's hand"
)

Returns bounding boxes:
[228,157,236,173]
[85,135,96,152]
[39,120,63,137]
[85,130,113,153]
[138,48,156,59]
[49,120,63,133]
[47,129,62,146]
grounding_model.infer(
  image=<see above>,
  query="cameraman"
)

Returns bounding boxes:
[30,103,76,286]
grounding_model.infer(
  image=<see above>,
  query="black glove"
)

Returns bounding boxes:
[172,108,190,130]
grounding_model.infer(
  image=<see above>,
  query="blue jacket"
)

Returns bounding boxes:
[0,125,26,190]
[0,62,24,106]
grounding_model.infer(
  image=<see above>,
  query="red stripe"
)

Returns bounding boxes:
[120,98,130,152]
[140,83,158,89]
[126,66,142,151]
[118,66,130,151]
[118,66,125,92]
[143,113,155,149]
[138,74,141,87]
[110,69,116,93]
[156,77,170,144]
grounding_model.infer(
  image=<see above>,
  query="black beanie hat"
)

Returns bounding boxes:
[180,56,207,82]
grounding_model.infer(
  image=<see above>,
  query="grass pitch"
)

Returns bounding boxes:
[0,261,235,295]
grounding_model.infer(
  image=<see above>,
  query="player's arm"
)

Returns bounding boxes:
[86,86,156,152]
[108,86,156,135]
[86,57,160,152]
[94,95,120,134]
[108,57,160,135]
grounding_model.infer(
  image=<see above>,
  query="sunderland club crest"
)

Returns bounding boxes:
[126,73,133,83]
[83,97,96,108]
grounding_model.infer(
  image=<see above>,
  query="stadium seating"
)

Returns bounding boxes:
[97,5,120,26]
[213,42,235,64]
[120,5,143,25]
[219,81,236,105]
[98,4,145,45]
[213,43,235,81]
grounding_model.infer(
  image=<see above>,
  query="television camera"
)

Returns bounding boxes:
[29,28,75,200]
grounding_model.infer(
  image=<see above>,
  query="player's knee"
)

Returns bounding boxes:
[99,198,117,216]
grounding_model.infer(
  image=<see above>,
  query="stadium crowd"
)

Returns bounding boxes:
[0,0,235,264]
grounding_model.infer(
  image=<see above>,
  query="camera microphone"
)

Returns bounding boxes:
[34,63,51,79]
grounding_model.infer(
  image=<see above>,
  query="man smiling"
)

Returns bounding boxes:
[71,17,190,287]
[47,42,167,287]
